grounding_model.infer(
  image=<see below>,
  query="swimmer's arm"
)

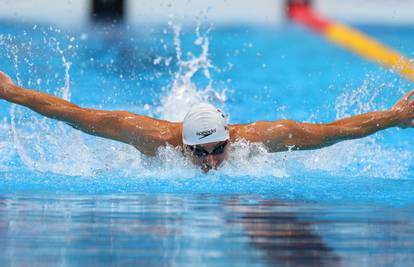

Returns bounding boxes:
[0,71,180,156]
[234,90,414,152]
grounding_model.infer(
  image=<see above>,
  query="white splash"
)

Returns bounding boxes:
[157,23,226,122]
[4,32,100,176]
[295,79,411,179]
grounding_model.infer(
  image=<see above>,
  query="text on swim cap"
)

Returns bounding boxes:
[196,128,216,139]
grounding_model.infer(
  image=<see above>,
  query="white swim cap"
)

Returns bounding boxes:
[182,103,229,145]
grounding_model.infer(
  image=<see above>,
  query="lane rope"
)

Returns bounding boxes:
[288,2,414,82]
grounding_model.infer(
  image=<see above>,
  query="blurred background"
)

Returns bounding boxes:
[1,0,414,27]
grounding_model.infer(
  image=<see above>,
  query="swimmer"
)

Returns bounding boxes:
[0,71,413,172]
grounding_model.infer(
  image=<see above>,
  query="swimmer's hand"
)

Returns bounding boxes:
[0,71,15,98]
[391,90,414,129]
[0,71,14,86]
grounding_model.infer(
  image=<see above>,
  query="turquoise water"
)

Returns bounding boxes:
[0,22,414,266]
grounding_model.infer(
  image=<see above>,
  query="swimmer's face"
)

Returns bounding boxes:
[185,140,229,173]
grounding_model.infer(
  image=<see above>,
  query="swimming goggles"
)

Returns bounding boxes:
[188,141,228,158]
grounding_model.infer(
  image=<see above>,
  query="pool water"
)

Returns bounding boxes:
[0,21,414,266]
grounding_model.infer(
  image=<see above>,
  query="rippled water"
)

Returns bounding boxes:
[0,21,414,266]
[1,194,414,267]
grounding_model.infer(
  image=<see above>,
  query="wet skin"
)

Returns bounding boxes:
[184,140,230,173]
[1,70,414,173]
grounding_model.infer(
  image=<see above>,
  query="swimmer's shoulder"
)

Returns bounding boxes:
[229,123,251,142]
[130,119,182,155]
[164,120,183,147]
[229,121,288,143]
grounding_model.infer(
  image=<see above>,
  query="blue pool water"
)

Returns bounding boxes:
[0,21,414,266]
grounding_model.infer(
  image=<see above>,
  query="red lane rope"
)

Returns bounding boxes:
[287,3,331,33]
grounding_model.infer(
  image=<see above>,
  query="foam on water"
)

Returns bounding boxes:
[0,25,412,182]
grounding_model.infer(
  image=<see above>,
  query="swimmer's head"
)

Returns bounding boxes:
[182,103,229,145]
[182,103,230,172]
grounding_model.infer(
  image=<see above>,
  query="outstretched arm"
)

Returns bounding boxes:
[0,71,181,156]
[232,90,414,152]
